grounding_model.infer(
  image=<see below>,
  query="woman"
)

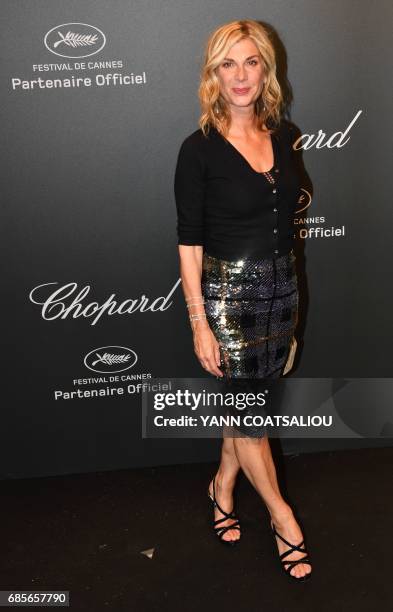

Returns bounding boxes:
[174,20,312,581]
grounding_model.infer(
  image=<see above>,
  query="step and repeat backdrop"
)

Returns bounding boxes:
[2,1,392,478]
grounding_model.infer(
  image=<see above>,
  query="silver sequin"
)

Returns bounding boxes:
[201,249,299,438]
[201,249,299,380]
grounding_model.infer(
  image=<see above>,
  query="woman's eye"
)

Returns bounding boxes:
[222,60,258,68]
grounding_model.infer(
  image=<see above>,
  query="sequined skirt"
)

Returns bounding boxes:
[201,249,299,437]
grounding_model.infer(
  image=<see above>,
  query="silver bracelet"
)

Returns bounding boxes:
[186,301,205,308]
[185,295,204,302]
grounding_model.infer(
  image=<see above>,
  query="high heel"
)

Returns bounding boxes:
[207,476,241,546]
[270,519,312,581]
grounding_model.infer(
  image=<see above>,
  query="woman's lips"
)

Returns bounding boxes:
[232,87,251,95]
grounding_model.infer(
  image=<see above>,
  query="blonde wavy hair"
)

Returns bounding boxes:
[198,20,283,138]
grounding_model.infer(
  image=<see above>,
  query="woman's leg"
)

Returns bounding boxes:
[208,436,241,542]
[232,435,312,578]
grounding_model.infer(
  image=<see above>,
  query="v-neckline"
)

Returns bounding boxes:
[213,127,278,175]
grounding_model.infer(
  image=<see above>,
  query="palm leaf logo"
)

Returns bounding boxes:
[91,352,131,367]
[53,31,98,49]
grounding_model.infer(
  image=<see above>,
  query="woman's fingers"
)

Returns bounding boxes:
[200,352,223,377]
[214,343,221,367]
[193,328,224,377]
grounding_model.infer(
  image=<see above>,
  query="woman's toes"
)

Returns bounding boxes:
[223,526,240,541]
[290,562,310,578]
[292,565,303,578]
[231,529,240,540]
[300,562,311,576]
[288,564,297,577]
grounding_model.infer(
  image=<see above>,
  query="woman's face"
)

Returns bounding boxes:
[216,37,265,110]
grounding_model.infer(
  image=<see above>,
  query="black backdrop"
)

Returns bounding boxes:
[2,1,393,478]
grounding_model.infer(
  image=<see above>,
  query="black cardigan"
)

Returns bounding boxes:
[174,121,301,261]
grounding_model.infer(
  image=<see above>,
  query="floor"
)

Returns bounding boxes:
[1,445,392,611]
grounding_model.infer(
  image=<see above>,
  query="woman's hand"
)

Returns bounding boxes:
[176,245,223,376]
[192,321,224,377]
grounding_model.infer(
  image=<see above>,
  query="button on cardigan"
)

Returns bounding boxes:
[174,121,301,261]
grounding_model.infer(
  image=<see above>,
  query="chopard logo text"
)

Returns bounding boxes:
[29,281,181,326]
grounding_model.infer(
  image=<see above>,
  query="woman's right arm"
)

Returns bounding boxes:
[178,244,223,377]
[174,137,223,378]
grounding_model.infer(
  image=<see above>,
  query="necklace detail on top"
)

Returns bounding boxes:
[262,170,276,185]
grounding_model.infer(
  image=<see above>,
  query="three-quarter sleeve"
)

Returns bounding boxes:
[286,122,302,206]
[174,137,206,246]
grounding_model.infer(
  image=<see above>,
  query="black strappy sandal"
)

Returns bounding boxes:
[207,476,241,546]
[270,519,312,581]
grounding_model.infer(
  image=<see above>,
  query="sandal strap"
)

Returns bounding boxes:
[215,519,240,531]
[273,525,306,555]
[282,556,312,571]
[213,514,238,526]
[212,477,236,519]
[272,523,311,566]
[216,523,241,537]
[272,524,304,550]
[279,542,306,560]
[209,476,241,540]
